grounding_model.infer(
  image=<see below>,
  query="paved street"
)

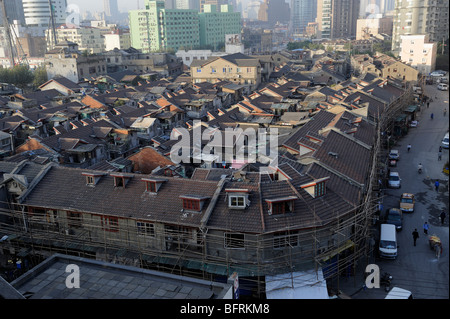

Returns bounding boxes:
[338,79,449,299]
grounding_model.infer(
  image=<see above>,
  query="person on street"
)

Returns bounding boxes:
[444,108,447,116]
[427,101,430,108]
[440,210,446,225]
[431,113,434,120]
[423,222,429,235]
[407,144,411,152]
[438,151,442,161]
[412,229,419,246]
[435,180,440,191]
[439,146,443,152]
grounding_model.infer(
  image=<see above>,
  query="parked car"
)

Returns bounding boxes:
[399,193,415,212]
[442,132,449,149]
[409,120,418,128]
[437,83,448,91]
[437,77,448,84]
[388,171,401,189]
[389,150,400,161]
[430,70,446,77]
[385,208,403,231]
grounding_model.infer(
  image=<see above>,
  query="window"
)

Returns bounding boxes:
[271,201,294,214]
[197,68,201,72]
[101,216,119,232]
[224,233,245,249]
[314,181,326,197]
[86,176,95,185]
[183,199,200,211]
[67,211,82,228]
[229,195,245,208]
[146,181,157,192]
[137,222,155,237]
[211,68,216,73]
[273,231,299,249]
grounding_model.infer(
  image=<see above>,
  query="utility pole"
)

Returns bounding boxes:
[0,0,15,67]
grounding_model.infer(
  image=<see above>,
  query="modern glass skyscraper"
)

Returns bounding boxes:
[290,0,317,35]
[22,0,67,28]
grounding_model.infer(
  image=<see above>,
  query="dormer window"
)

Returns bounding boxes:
[300,177,330,198]
[225,188,250,209]
[265,196,296,215]
[180,195,210,212]
[111,173,133,188]
[141,177,168,193]
[82,172,105,186]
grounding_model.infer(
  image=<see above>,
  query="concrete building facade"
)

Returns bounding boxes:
[317,0,360,40]
[391,0,449,54]
[399,34,437,75]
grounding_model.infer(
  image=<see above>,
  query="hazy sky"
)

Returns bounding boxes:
[67,0,144,13]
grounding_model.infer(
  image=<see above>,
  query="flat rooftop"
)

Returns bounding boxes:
[9,254,232,299]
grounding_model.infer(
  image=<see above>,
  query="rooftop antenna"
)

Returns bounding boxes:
[0,0,15,67]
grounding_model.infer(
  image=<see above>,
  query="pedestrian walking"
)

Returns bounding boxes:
[427,101,430,108]
[438,151,442,161]
[423,221,429,235]
[440,210,446,225]
[412,229,419,246]
[439,146,443,152]
[407,144,411,152]
[435,180,440,191]
[431,113,434,120]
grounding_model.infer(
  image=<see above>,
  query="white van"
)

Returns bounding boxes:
[385,287,413,299]
[379,224,397,259]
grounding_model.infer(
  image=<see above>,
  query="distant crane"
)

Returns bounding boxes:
[0,0,15,67]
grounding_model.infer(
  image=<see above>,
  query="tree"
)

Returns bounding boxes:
[32,67,48,88]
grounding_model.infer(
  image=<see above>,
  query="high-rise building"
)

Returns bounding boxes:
[130,0,240,52]
[199,0,228,13]
[103,0,119,17]
[129,0,200,52]
[316,0,360,39]
[198,4,241,49]
[290,0,316,35]
[391,0,449,53]
[22,0,67,27]
[0,0,25,25]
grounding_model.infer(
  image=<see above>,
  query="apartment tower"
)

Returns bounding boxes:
[391,0,449,53]
[316,0,360,39]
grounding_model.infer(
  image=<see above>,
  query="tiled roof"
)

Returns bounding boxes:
[311,129,371,185]
[21,165,221,228]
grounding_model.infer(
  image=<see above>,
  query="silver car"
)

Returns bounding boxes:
[388,172,401,189]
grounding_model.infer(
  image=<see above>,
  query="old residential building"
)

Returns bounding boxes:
[44,42,107,83]
[190,53,262,93]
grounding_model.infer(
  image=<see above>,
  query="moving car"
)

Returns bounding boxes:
[388,171,401,189]
[399,193,415,212]
[437,83,448,91]
[385,208,403,231]
[388,149,400,161]
[442,132,449,149]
